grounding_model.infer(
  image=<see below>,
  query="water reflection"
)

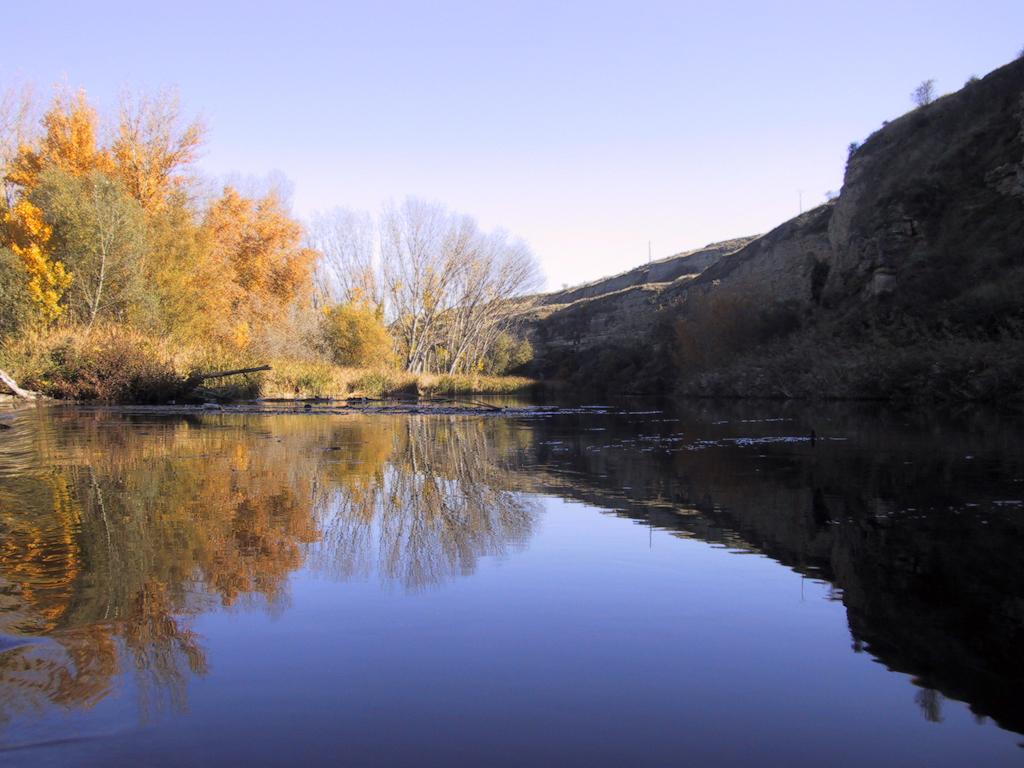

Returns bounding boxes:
[313,418,537,589]
[0,412,538,728]
[524,400,1024,736]
[0,402,1023,753]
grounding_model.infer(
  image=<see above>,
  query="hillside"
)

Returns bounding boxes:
[537,237,755,307]
[525,56,1024,401]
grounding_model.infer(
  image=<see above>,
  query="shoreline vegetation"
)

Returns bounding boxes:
[0,87,541,405]
[0,325,536,404]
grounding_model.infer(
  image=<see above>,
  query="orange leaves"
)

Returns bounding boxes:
[200,187,316,347]
[2,199,72,321]
[7,89,110,190]
[7,88,205,215]
[0,83,319,350]
[111,91,205,212]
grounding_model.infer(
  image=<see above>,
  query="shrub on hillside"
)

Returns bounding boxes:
[481,332,533,375]
[674,292,802,376]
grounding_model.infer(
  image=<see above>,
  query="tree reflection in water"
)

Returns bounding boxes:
[3,403,1022,744]
[0,412,538,728]
[313,418,537,589]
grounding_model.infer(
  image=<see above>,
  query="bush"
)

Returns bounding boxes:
[319,302,395,368]
[9,324,180,402]
[673,292,804,378]
[0,247,38,340]
[911,80,935,108]
[481,332,533,375]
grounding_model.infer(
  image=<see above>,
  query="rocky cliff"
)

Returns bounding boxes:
[526,56,1024,400]
[537,237,755,307]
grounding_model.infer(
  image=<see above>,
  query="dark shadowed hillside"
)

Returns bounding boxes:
[526,56,1024,401]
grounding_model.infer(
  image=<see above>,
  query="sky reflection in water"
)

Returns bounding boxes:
[0,403,1022,767]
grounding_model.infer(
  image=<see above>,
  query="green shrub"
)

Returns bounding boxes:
[482,332,534,375]
[0,248,38,341]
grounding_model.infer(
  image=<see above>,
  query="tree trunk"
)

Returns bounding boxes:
[0,369,37,400]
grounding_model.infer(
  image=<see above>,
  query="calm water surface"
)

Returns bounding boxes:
[0,401,1022,766]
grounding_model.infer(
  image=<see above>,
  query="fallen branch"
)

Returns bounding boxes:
[0,368,37,400]
[183,365,271,390]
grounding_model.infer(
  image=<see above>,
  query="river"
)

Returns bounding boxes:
[0,400,1022,766]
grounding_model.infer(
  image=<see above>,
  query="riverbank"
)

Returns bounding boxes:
[0,326,536,404]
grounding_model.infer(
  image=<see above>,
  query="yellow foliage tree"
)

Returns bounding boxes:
[200,187,317,349]
[7,89,111,190]
[2,199,72,321]
[320,301,395,367]
[111,91,205,212]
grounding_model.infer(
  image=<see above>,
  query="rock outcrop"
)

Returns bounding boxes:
[526,56,1024,399]
[538,237,755,307]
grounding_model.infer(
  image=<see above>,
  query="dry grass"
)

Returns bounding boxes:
[259,362,535,399]
[1,325,181,402]
[0,325,537,402]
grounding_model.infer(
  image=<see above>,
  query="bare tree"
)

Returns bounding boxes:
[312,197,541,373]
[0,82,37,206]
[379,198,541,373]
[308,208,380,308]
[379,198,463,371]
[439,229,539,373]
[911,79,935,108]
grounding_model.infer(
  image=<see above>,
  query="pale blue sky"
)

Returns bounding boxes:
[4,1,1022,288]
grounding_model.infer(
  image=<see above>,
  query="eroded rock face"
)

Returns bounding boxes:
[522,238,757,379]
[824,59,1024,307]
[537,237,756,308]
[676,56,1024,315]
[526,56,1024,395]
[666,204,835,310]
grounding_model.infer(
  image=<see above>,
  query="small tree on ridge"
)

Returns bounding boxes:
[912,80,935,108]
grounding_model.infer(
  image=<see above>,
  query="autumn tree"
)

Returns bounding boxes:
[0,87,79,324]
[7,88,111,190]
[30,169,146,326]
[0,81,37,206]
[0,83,330,364]
[2,198,72,322]
[111,90,205,212]
[137,190,209,338]
[201,186,317,349]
